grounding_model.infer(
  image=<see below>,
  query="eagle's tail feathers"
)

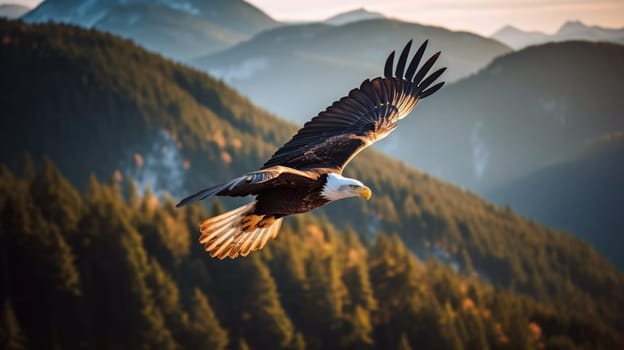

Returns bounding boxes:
[198,202,283,259]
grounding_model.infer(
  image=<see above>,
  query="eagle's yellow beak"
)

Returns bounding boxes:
[356,186,372,200]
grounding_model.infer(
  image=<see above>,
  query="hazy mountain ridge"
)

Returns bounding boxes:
[491,25,548,50]
[22,0,279,60]
[193,18,511,122]
[485,132,624,267]
[324,8,385,25]
[1,20,623,338]
[394,40,624,191]
[492,20,624,49]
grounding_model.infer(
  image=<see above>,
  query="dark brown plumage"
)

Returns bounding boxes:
[177,40,445,259]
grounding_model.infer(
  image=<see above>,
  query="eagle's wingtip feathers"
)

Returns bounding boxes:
[395,39,413,78]
[420,81,445,98]
[384,50,395,78]
[384,39,444,97]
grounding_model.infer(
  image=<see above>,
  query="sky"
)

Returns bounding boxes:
[3,0,623,36]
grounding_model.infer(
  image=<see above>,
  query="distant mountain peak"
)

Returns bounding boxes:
[493,25,520,35]
[556,20,588,35]
[324,7,385,25]
[492,25,545,37]
[491,25,548,49]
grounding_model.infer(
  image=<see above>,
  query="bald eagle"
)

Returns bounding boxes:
[177,40,445,259]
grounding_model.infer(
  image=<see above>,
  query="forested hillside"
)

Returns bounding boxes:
[1,19,624,348]
[485,132,624,267]
[1,163,622,349]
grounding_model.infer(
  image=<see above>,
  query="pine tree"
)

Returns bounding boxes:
[342,305,374,349]
[341,229,376,349]
[20,153,36,181]
[369,233,422,321]
[457,309,488,350]
[239,254,297,350]
[146,258,187,342]
[1,174,82,348]
[184,288,228,350]
[439,302,465,350]
[396,334,413,350]
[30,158,82,235]
[112,216,178,349]
[77,181,177,349]
[263,225,307,327]
[343,230,377,312]
[233,338,251,350]
[303,253,348,347]
[0,300,27,350]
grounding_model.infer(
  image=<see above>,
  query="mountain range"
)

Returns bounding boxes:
[391,41,624,191]
[22,0,279,60]
[492,20,624,49]
[193,18,511,122]
[20,1,511,124]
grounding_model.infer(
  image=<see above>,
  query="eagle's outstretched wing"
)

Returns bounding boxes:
[176,166,317,207]
[262,40,445,173]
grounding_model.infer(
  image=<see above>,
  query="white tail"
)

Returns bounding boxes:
[198,202,283,259]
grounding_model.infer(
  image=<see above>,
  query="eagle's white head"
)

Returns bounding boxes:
[321,173,372,201]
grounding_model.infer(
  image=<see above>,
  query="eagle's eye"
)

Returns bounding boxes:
[349,185,358,189]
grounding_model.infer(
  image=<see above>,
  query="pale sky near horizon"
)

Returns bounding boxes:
[3,0,623,36]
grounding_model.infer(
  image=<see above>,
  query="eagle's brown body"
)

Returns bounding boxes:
[254,174,330,216]
[177,40,446,259]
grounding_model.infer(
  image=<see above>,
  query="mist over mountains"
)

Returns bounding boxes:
[193,18,510,122]
[492,20,624,49]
